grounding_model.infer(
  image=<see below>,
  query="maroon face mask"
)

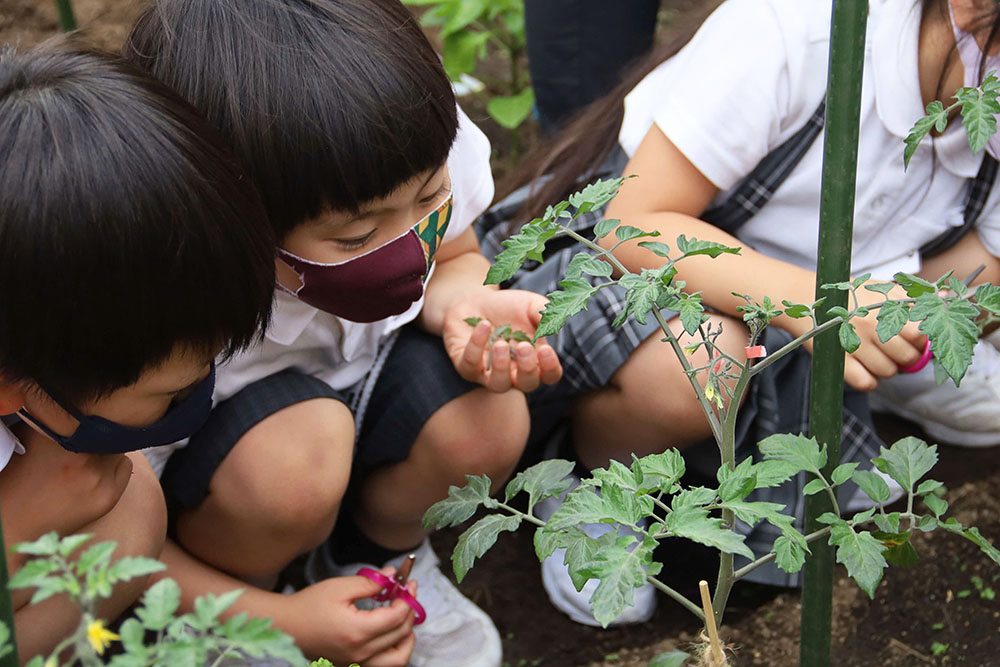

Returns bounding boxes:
[277,195,453,323]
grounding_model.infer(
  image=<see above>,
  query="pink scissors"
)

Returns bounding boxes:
[357,554,427,625]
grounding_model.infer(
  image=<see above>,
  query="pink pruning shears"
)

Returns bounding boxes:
[357,554,426,625]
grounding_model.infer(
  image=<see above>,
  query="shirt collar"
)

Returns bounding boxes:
[266,289,320,345]
[872,0,982,177]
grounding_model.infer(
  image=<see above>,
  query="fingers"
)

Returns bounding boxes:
[363,627,418,667]
[486,339,512,392]
[455,320,491,381]
[536,342,563,385]
[512,342,540,392]
[352,601,416,661]
[844,356,879,392]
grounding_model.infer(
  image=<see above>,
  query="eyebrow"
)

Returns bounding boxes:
[350,171,439,221]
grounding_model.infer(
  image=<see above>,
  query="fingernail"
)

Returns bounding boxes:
[517,345,532,359]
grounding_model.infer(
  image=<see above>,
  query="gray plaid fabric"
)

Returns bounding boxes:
[475,102,997,586]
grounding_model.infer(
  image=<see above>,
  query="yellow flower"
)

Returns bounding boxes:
[704,384,716,401]
[86,620,119,655]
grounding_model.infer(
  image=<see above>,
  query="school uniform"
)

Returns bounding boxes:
[148,107,495,515]
[478,0,1000,585]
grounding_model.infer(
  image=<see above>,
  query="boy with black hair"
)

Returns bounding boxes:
[0,41,276,658]
[125,1,562,665]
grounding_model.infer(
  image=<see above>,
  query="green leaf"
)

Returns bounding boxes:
[108,556,166,584]
[915,479,944,496]
[949,524,1000,566]
[422,474,494,529]
[974,283,1000,317]
[909,294,979,384]
[193,588,244,628]
[783,301,811,319]
[874,437,938,491]
[505,459,576,511]
[828,526,888,598]
[675,293,705,336]
[676,235,741,259]
[75,540,117,576]
[662,506,755,559]
[558,528,618,592]
[957,83,1000,154]
[923,494,948,517]
[593,218,621,239]
[851,469,892,504]
[488,88,536,129]
[441,30,490,79]
[7,558,61,589]
[453,515,521,582]
[747,460,803,488]
[579,257,613,278]
[759,433,826,473]
[56,533,94,558]
[803,479,828,496]
[569,179,626,216]
[577,536,662,628]
[137,578,182,631]
[852,507,877,524]
[486,218,558,284]
[718,473,757,503]
[536,278,601,339]
[591,459,641,493]
[438,0,487,38]
[14,532,61,557]
[839,322,861,353]
[615,273,667,326]
[27,576,74,605]
[904,100,947,168]
[648,650,692,667]
[636,450,686,493]
[917,515,938,532]
[671,486,717,509]
[546,484,653,532]
[637,241,672,257]
[615,225,660,243]
[864,282,896,296]
[882,538,920,568]
[832,462,859,486]
[464,316,483,327]
[876,301,911,343]
[894,272,938,297]
[773,534,808,574]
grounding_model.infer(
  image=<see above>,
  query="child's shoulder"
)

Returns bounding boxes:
[0,419,24,474]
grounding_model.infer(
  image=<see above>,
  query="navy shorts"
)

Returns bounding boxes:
[160,325,478,517]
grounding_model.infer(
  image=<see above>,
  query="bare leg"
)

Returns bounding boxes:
[571,313,749,470]
[175,398,354,580]
[355,389,529,550]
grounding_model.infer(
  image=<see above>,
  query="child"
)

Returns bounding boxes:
[0,41,275,659]
[479,0,1000,625]
[125,1,561,665]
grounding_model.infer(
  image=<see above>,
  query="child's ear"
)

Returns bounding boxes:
[0,378,26,415]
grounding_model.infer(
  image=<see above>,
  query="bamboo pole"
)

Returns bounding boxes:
[54,0,77,32]
[800,1,868,665]
[0,509,20,667]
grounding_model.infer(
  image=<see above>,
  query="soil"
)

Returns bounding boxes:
[5,1,1000,666]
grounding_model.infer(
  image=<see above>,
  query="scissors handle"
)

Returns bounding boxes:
[357,567,427,625]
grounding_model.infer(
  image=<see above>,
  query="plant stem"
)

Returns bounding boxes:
[646,576,705,620]
[496,502,547,527]
[54,0,77,31]
[733,526,833,580]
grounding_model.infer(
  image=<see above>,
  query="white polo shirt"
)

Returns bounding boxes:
[619,0,1000,279]
[0,418,25,474]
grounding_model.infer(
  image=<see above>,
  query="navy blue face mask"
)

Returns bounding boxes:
[17,364,216,455]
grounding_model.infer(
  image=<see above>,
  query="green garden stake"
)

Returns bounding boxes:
[55,0,77,32]
[801,1,868,665]
[0,506,20,667]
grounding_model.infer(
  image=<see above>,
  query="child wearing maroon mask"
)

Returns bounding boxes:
[125,1,561,665]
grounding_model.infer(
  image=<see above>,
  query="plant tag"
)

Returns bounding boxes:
[745,345,767,359]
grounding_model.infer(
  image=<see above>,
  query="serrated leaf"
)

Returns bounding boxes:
[108,556,166,584]
[591,459,640,493]
[579,257,613,278]
[638,241,672,257]
[422,474,493,529]
[676,235,741,259]
[614,225,660,243]
[662,506,754,559]
[829,527,888,598]
[56,533,94,559]
[832,462,859,486]
[876,437,938,492]
[75,541,117,577]
[136,578,182,630]
[876,301,910,343]
[864,282,896,296]
[14,532,61,557]
[909,294,979,383]
[569,178,626,216]
[895,272,938,297]
[718,473,757,503]
[924,494,948,517]
[759,433,826,473]
[637,450,686,493]
[839,321,861,353]
[536,278,600,339]
[560,529,619,591]
[577,536,662,627]
[546,484,653,532]
[958,84,1000,154]
[676,293,705,336]
[748,460,803,488]
[852,469,891,504]
[453,515,521,582]
[904,101,946,168]
[803,478,828,496]
[974,283,1000,317]
[506,459,576,511]
[773,535,808,574]
[951,525,1000,566]
[593,217,621,239]
[28,576,73,605]
[671,487,717,509]
[193,588,244,628]
[486,219,558,285]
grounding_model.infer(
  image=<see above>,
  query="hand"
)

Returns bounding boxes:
[284,570,417,666]
[797,281,926,391]
[443,289,563,392]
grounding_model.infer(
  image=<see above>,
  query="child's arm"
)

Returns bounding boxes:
[158,539,416,665]
[605,124,927,391]
[421,227,563,392]
[1,447,166,662]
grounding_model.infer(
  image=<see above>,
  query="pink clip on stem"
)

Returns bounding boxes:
[898,339,933,374]
[357,568,427,625]
[745,345,767,359]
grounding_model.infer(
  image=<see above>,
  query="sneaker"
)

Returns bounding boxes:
[534,476,656,627]
[870,340,1000,447]
[306,539,502,667]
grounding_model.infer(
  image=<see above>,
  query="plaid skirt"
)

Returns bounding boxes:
[475,177,885,588]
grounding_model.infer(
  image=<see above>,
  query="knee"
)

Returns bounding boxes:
[425,390,529,476]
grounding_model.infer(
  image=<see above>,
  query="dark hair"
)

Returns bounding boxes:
[124,0,459,239]
[503,0,1000,226]
[0,40,276,405]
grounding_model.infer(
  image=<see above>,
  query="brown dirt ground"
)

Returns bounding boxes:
[5,1,1000,666]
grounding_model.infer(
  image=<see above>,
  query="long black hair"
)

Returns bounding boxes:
[124,0,459,239]
[0,40,276,403]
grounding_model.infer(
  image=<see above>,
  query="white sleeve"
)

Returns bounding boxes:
[444,105,494,241]
[625,0,824,190]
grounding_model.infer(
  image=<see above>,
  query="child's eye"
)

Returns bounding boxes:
[336,230,376,250]
[419,181,450,205]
